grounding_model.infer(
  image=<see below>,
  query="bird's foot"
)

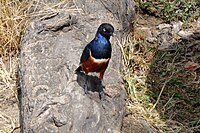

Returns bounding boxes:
[83,74,89,95]
[84,84,89,95]
[99,90,106,101]
[98,80,106,100]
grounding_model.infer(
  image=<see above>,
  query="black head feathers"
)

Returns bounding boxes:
[97,23,114,40]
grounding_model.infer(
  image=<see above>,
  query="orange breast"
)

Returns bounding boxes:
[81,56,109,74]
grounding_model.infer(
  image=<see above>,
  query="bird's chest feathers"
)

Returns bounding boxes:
[94,33,109,49]
[90,51,109,64]
[89,33,112,60]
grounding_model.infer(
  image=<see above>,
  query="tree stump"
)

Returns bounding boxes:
[19,0,135,132]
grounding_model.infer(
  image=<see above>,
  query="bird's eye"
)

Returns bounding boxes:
[103,28,106,32]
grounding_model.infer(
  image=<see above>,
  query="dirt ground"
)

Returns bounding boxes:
[0,88,19,132]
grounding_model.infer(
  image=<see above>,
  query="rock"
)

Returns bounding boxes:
[146,37,157,43]
[122,116,157,133]
[172,21,183,34]
[196,17,200,30]
[177,30,200,41]
[157,23,172,30]
[155,22,200,50]
[178,30,194,40]
[19,0,136,133]
[157,25,176,50]
[192,32,200,40]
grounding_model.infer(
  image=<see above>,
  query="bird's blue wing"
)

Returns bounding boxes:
[80,45,90,64]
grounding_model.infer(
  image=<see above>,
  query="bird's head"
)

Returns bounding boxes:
[97,23,114,40]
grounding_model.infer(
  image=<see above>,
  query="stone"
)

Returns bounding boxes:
[156,25,176,50]
[19,0,136,133]
[172,21,183,34]
[122,116,157,133]
[196,17,200,30]
[178,30,194,40]
[146,37,157,43]
[157,23,172,30]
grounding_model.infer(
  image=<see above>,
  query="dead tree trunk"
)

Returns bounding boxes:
[19,0,135,132]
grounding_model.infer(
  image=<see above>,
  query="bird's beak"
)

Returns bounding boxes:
[111,33,115,36]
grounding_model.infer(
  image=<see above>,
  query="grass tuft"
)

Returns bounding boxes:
[0,0,30,132]
[0,0,30,60]
[122,32,200,132]
[0,1,79,132]
[122,34,168,132]
[135,0,200,27]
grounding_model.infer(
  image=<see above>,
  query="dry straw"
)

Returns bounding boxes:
[0,0,80,132]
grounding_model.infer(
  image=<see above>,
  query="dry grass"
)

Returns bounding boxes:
[0,0,30,132]
[0,0,31,59]
[148,42,200,132]
[122,30,200,132]
[0,0,79,132]
[122,35,168,132]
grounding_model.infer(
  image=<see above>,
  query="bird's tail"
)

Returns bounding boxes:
[75,66,82,73]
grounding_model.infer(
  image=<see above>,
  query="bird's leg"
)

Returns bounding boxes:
[84,74,89,94]
[99,82,106,101]
[99,80,106,100]
[99,71,106,100]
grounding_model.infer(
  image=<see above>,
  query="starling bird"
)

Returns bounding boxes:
[76,23,114,100]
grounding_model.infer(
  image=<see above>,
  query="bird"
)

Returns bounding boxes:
[76,23,114,100]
